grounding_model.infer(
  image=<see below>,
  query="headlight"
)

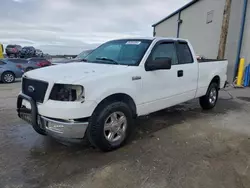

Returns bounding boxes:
[49,84,84,102]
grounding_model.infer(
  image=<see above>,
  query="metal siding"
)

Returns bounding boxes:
[225,0,244,82]
[154,14,179,37]
[179,0,226,59]
[152,0,200,27]
[153,0,246,82]
[241,1,250,66]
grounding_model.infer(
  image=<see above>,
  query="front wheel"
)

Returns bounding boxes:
[1,72,15,83]
[87,101,134,152]
[199,83,219,110]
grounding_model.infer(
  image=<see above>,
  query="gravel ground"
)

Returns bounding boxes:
[1,81,250,188]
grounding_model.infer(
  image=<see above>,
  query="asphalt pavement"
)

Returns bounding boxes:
[1,81,250,188]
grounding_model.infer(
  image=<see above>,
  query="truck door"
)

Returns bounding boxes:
[139,40,182,115]
[174,40,198,99]
[138,40,198,115]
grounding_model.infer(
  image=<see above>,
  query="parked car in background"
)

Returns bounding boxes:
[7,58,51,72]
[27,57,51,65]
[43,53,52,60]
[7,58,28,64]
[6,58,32,72]
[52,49,94,65]
[26,57,51,71]
[75,49,93,60]
[20,46,36,58]
[5,44,22,58]
[0,59,24,83]
[35,49,43,57]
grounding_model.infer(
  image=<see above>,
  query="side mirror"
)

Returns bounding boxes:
[145,57,172,71]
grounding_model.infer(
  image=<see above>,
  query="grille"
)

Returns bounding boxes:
[22,78,48,103]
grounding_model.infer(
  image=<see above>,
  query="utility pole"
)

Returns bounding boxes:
[217,0,232,59]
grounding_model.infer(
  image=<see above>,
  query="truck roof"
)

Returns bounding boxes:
[112,37,187,41]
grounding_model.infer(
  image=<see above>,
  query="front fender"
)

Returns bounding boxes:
[93,87,138,105]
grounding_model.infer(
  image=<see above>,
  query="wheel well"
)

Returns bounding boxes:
[211,76,220,88]
[95,93,137,117]
[2,71,15,77]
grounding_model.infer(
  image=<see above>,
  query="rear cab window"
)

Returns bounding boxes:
[176,42,194,64]
[146,39,194,66]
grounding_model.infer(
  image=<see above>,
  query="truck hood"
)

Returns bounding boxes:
[24,62,132,83]
[52,58,78,65]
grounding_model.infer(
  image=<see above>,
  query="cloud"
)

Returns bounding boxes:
[1,0,190,54]
[12,0,23,2]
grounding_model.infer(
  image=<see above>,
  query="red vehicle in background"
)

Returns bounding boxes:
[8,58,52,72]
[26,57,51,71]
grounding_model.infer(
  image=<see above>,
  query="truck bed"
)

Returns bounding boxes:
[195,59,228,98]
[198,59,227,63]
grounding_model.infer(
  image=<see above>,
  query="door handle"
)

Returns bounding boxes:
[177,70,183,77]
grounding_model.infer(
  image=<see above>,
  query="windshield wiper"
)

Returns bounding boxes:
[96,57,119,65]
[78,58,87,62]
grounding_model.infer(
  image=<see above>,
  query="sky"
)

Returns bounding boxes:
[0,0,190,55]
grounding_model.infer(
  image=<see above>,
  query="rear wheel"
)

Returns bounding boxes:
[87,101,134,152]
[1,72,15,83]
[199,82,219,110]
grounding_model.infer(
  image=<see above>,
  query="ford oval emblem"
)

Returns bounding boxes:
[28,85,35,93]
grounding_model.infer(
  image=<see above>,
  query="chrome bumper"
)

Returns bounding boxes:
[17,93,89,140]
[40,116,88,139]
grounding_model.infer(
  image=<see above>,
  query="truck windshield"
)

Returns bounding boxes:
[75,50,93,59]
[85,39,152,66]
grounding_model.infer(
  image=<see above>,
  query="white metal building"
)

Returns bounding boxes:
[152,0,250,82]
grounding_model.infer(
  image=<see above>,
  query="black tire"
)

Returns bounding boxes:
[87,101,134,152]
[1,71,15,83]
[199,82,219,110]
[26,67,33,72]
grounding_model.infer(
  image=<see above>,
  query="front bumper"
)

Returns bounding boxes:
[17,93,89,140]
[40,116,88,139]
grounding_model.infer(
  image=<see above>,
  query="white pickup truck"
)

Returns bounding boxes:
[17,37,228,151]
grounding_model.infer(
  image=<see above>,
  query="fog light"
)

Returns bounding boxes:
[45,122,64,134]
[54,125,64,128]
[47,123,64,129]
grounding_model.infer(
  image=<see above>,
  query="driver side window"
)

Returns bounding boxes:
[151,42,177,65]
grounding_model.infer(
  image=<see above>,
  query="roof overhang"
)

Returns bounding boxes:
[152,0,200,27]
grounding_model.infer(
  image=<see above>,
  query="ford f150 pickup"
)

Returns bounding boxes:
[17,37,228,151]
